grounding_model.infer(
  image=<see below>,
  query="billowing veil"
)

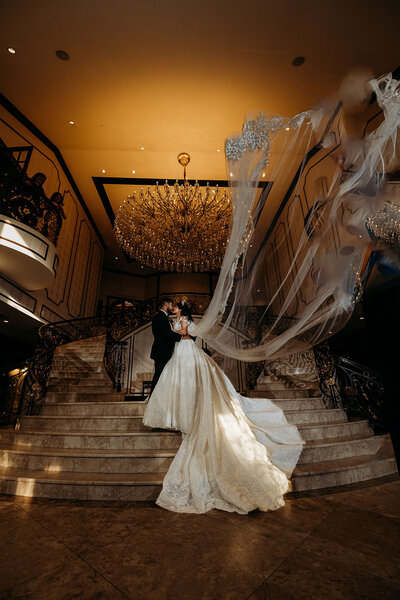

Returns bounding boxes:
[194,72,400,361]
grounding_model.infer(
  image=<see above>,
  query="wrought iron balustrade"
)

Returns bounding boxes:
[1,293,213,425]
[313,342,385,433]
[0,179,62,246]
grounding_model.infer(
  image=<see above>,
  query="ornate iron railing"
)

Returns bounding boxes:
[0,179,62,246]
[2,294,210,425]
[313,342,385,433]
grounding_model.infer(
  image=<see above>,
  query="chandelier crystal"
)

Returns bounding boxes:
[114,153,232,272]
[366,202,400,254]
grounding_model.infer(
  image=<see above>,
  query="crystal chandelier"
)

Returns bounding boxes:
[366,202,400,254]
[114,153,232,272]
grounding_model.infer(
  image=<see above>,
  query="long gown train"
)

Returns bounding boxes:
[143,337,304,514]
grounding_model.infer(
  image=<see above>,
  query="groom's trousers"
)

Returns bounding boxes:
[150,357,169,395]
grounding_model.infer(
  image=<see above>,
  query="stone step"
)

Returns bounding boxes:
[256,381,320,391]
[45,392,124,402]
[57,337,105,345]
[284,408,346,425]
[0,429,14,444]
[297,434,383,464]
[42,401,148,416]
[297,419,372,441]
[0,429,182,450]
[51,357,105,365]
[0,435,383,474]
[246,397,325,411]
[0,454,396,501]
[248,389,322,399]
[53,350,104,357]
[258,375,319,384]
[0,467,163,501]
[292,455,397,491]
[49,369,107,377]
[21,408,346,432]
[41,398,325,417]
[47,373,112,391]
[20,415,149,432]
[54,356,105,363]
[47,383,114,393]
[0,444,175,474]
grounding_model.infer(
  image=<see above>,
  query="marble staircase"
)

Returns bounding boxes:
[0,338,397,501]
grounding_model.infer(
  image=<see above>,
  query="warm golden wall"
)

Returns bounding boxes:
[0,107,103,324]
[99,269,214,307]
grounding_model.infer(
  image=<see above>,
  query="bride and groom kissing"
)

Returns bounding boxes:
[143,297,305,515]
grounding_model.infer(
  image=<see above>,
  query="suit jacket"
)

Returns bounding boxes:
[150,311,181,361]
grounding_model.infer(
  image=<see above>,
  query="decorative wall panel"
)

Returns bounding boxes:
[67,221,92,318]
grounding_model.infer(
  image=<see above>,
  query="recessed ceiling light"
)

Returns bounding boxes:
[230,172,233,176]
[262,173,265,177]
[328,330,333,334]
[131,170,136,174]
[217,149,221,152]
[359,316,365,320]
[68,120,75,125]
[292,56,305,67]
[101,169,106,174]
[56,49,70,61]
[7,47,16,54]
[115,256,118,260]
[3,319,9,323]
[140,147,144,150]
[285,127,290,131]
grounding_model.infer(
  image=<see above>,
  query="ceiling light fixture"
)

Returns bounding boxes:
[7,47,16,54]
[55,49,70,61]
[101,169,106,174]
[292,56,305,67]
[131,170,136,174]
[115,152,232,272]
[3,319,9,323]
[68,120,75,125]
[217,149,221,152]
[140,147,144,150]
[366,203,400,255]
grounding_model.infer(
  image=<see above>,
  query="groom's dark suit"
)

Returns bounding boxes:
[150,310,181,394]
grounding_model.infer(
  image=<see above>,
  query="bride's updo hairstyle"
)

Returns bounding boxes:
[176,300,193,323]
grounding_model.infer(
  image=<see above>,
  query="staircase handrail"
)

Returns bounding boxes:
[313,342,385,433]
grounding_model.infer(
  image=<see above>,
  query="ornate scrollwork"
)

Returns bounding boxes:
[2,294,213,425]
[313,342,385,432]
[244,361,265,390]
[0,180,62,245]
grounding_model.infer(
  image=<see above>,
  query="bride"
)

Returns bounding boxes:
[143,300,305,515]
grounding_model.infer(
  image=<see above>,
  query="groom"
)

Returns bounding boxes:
[149,298,181,395]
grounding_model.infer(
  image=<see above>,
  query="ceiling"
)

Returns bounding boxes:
[1,0,399,273]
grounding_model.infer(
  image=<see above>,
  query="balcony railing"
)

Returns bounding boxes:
[0,179,62,246]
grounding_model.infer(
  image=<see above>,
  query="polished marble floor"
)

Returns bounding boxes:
[0,477,399,600]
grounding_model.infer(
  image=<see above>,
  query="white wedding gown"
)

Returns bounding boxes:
[143,318,305,514]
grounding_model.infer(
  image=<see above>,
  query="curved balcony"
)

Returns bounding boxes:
[0,181,61,290]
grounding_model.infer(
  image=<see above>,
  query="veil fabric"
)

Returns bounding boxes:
[194,73,400,361]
